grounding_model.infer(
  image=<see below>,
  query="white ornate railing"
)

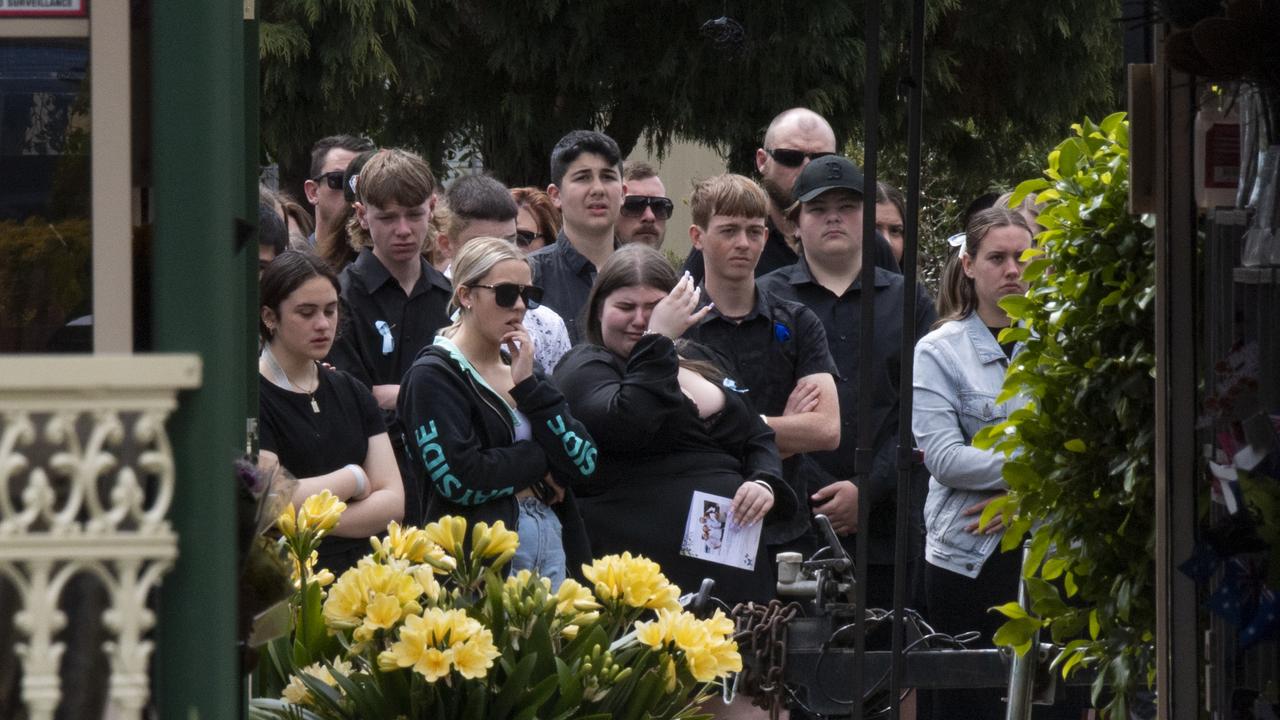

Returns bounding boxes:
[0,354,201,720]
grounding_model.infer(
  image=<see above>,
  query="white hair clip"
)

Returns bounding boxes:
[946,232,967,258]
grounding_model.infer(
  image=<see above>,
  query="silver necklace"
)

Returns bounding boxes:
[263,345,320,413]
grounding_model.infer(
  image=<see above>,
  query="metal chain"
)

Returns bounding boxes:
[731,599,802,720]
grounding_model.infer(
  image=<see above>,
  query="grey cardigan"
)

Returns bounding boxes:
[911,311,1026,578]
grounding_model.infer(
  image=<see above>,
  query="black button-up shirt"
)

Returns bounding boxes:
[683,286,837,417]
[682,218,900,284]
[758,255,937,563]
[328,247,452,390]
[528,230,614,344]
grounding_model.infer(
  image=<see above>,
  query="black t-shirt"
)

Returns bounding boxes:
[259,367,385,572]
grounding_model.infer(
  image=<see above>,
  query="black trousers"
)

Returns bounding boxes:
[921,549,1089,720]
[923,547,1023,720]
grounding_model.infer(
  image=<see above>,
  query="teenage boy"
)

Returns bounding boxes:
[758,155,937,607]
[529,130,625,343]
[436,174,572,371]
[682,173,841,547]
[327,148,452,524]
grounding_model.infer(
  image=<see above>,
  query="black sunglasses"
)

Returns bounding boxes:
[470,283,544,308]
[312,170,344,190]
[515,229,544,248]
[765,148,835,168]
[620,195,674,220]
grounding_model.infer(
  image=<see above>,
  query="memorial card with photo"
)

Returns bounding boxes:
[680,490,761,571]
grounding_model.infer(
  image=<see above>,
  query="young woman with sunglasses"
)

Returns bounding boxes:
[257,251,404,574]
[553,244,793,605]
[398,237,597,587]
[510,187,561,254]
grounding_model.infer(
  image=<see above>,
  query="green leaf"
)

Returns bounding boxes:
[1022,257,1053,282]
[999,294,1032,318]
[513,674,560,720]
[1063,438,1087,452]
[550,658,585,717]
[991,601,1029,620]
[1022,530,1051,573]
[1010,178,1051,207]
[1002,460,1037,488]
[1041,555,1070,580]
[491,653,537,719]
[993,616,1042,655]
[978,495,1009,529]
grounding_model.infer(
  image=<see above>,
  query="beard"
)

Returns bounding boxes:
[759,174,793,214]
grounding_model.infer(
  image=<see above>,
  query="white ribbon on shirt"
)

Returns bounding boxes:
[374,320,395,355]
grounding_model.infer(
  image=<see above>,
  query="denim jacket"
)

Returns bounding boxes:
[911,311,1026,579]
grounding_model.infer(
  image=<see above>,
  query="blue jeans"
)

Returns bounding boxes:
[512,497,567,590]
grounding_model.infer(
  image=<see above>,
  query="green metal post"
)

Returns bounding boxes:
[246,7,261,425]
[152,0,249,717]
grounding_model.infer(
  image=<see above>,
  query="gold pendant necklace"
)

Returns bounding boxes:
[264,346,320,413]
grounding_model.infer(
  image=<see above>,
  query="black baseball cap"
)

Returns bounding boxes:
[792,155,865,203]
[343,149,378,203]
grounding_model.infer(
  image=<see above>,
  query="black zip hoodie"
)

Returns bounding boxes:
[397,340,596,571]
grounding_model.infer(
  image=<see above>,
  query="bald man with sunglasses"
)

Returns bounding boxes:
[682,108,899,283]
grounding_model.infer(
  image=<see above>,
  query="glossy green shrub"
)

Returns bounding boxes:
[974,112,1156,717]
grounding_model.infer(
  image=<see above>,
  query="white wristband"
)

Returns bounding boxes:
[751,479,775,494]
[345,463,369,500]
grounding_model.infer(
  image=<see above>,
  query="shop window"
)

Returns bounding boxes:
[0,38,91,352]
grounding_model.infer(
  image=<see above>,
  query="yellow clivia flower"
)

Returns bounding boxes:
[473,520,520,560]
[416,647,454,682]
[323,561,423,629]
[363,593,403,629]
[378,608,495,682]
[412,565,443,604]
[705,608,735,637]
[298,490,346,535]
[582,552,681,611]
[371,521,451,568]
[663,655,679,693]
[276,503,297,539]
[635,614,668,648]
[554,578,601,616]
[710,637,743,676]
[281,658,353,706]
[685,646,721,682]
[452,630,501,679]
[669,611,710,654]
[424,516,467,557]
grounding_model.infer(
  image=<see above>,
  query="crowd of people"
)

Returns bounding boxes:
[256,106,1064,718]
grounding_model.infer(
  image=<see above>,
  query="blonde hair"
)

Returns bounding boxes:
[347,148,438,255]
[442,236,527,337]
[689,173,768,229]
